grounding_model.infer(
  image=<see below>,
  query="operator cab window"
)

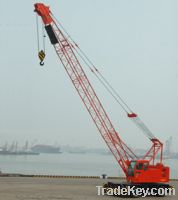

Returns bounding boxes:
[143,162,148,171]
[136,163,143,170]
[128,161,136,176]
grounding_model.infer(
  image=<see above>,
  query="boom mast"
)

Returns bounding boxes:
[34,3,166,182]
[34,3,137,177]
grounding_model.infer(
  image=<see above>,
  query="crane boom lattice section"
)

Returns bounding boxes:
[49,22,137,175]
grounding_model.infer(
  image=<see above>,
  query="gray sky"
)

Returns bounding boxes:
[0,0,178,151]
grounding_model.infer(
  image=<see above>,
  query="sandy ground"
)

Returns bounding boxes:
[0,177,177,200]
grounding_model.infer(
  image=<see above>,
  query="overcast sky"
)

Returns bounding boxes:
[0,0,178,152]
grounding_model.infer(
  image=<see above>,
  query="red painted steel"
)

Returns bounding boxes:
[34,3,53,24]
[34,3,169,183]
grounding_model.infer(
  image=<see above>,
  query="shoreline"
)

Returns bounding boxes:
[0,173,178,181]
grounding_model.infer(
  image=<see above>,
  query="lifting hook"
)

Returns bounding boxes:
[38,50,45,66]
[40,61,44,66]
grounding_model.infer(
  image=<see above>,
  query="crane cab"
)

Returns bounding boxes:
[127,160,169,183]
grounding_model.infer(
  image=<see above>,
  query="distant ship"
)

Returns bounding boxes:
[0,149,39,156]
[31,144,62,154]
[0,141,39,156]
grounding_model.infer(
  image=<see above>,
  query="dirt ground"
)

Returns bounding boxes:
[0,177,177,200]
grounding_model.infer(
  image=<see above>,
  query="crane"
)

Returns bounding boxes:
[34,3,170,189]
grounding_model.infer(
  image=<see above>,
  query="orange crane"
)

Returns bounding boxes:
[34,3,171,194]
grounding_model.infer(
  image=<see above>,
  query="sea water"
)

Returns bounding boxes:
[0,152,177,178]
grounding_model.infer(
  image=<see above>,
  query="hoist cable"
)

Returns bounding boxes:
[50,14,156,140]
[51,13,132,113]
[73,48,129,113]
[36,14,40,52]
[42,20,46,53]
[36,15,46,66]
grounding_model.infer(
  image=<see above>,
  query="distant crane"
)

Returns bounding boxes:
[34,3,171,195]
